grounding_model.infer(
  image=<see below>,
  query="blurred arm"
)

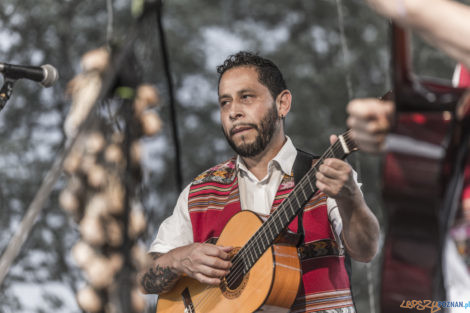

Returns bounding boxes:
[365,0,470,68]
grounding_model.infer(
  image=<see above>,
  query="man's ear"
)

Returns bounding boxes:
[276,89,292,117]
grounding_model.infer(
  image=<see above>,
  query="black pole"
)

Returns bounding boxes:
[155,0,183,192]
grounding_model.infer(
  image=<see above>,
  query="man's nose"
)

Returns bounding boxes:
[229,101,243,120]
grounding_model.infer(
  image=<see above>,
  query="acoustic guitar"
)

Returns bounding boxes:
[380,24,469,312]
[156,130,358,313]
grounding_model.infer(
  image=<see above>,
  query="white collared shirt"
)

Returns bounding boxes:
[149,137,360,253]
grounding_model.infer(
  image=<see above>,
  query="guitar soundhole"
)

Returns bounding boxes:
[219,247,249,299]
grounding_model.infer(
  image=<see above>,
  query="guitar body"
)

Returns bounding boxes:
[156,211,301,313]
[380,112,452,311]
[380,24,469,311]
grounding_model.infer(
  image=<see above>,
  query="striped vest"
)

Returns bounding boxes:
[188,157,355,313]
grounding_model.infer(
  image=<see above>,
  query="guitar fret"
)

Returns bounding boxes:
[329,147,336,158]
[291,198,299,215]
[244,256,249,272]
[272,218,280,233]
[293,192,301,208]
[280,206,288,223]
[299,183,307,202]
[307,172,316,191]
[261,229,270,247]
[247,250,254,268]
[255,240,262,257]
[267,223,275,242]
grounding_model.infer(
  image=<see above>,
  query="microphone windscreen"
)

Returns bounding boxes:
[41,64,59,87]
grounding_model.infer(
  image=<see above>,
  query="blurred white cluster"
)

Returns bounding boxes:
[60,50,162,313]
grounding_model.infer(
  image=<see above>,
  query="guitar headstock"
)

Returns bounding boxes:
[338,129,359,155]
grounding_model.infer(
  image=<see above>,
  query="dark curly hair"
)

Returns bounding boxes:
[216,51,287,100]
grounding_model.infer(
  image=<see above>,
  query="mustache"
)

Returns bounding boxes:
[229,123,258,136]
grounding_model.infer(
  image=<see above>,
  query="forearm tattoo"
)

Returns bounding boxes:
[140,252,179,294]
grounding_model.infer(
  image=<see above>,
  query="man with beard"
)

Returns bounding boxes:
[139,51,379,312]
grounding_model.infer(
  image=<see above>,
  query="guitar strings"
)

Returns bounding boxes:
[193,132,355,310]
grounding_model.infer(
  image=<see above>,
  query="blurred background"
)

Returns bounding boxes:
[0,0,459,312]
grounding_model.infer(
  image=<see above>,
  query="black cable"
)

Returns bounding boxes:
[155,0,183,192]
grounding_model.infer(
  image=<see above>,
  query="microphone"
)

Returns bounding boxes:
[0,62,59,87]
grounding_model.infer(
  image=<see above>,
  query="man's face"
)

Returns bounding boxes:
[218,66,280,157]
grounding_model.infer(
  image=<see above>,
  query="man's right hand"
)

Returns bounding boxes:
[170,243,233,285]
[139,243,233,295]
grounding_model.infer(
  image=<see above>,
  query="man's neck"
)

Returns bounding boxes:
[241,131,287,181]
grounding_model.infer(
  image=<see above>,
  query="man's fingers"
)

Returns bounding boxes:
[322,159,350,171]
[198,264,230,278]
[200,244,232,259]
[329,134,338,145]
[220,246,233,252]
[315,179,339,198]
[194,273,223,286]
[318,163,341,179]
[201,255,232,270]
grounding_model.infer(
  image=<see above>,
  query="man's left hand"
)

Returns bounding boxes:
[315,135,360,201]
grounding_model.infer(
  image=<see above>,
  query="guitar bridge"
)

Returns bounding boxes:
[181,287,195,313]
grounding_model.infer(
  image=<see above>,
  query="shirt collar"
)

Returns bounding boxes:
[236,136,297,177]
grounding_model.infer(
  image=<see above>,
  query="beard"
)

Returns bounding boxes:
[223,104,279,158]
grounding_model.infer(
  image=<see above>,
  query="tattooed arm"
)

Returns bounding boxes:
[139,252,179,294]
[139,243,233,295]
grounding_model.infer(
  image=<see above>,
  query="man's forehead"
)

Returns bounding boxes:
[218,66,262,95]
[218,88,257,99]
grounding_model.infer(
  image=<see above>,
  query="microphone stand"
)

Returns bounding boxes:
[0,77,17,112]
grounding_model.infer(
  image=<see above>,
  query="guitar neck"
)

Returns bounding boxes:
[233,131,356,274]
